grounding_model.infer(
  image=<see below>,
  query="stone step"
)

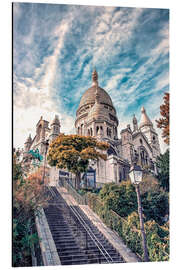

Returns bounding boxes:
[43,187,124,265]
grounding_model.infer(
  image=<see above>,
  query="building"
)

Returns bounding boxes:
[24,114,61,155]
[23,69,161,186]
[75,70,161,186]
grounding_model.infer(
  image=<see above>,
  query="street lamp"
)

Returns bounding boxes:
[42,139,49,185]
[129,164,149,262]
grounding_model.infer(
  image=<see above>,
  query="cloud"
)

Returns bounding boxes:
[13,4,169,155]
[13,105,75,149]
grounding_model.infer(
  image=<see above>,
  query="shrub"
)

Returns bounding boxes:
[142,190,169,224]
[13,153,49,266]
[87,190,169,262]
[99,182,137,217]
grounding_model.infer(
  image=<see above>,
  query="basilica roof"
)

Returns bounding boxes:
[78,70,114,110]
[78,85,114,109]
[87,90,110,121]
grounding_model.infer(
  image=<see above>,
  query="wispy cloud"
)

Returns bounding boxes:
[13,3,169,153]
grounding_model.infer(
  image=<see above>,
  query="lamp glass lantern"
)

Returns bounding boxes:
[129,164,143,185]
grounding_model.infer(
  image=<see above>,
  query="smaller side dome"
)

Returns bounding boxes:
[139,107,153,129]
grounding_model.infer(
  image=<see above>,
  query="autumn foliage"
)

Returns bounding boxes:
[13,152,49,266]
[156,92,169,145]
[47,134,109,188]
[14,167,49,213]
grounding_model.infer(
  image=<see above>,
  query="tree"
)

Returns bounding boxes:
[98,180,169,224]
[13,151,49,266]
[156,92,169,145]
[142,190,169,224]
[47,134,109,189]
[156,149,169,192]
[99,181,137,217]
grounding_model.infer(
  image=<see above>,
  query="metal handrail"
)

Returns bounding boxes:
[69,205,114,263]
[60,178,88,205]
[48,186,114,263]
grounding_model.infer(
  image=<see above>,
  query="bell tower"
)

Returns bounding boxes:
[121,124,134,163]
[133,114,138,132]
[49,115,61,141]
[139,107,161,157]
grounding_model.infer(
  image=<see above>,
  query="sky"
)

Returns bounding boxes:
[13,2,169,153]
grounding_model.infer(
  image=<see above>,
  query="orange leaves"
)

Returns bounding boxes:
[47,134,109,175]
[96,141,109,151]
[14,167,49,213]
[156,93,169,145]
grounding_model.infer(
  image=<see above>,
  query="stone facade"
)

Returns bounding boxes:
[24,115,61,157]
[75,70,161,186]
[24,70,161,186]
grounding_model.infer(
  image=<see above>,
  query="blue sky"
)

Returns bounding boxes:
[13,3,169,153]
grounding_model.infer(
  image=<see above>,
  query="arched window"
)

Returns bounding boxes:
[88,129,90,136]
[90,128,93,136]
[78,127,80,134]
[96,126,99,135]
[100,126,103,135]
[145,155,148,165]
[123,168,126,179]
[119,172,122,183]
[107,146,117,156]
[140,147,149,167]
[81,124,84,135]
[115,127,117,136]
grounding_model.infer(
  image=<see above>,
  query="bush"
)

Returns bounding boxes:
[99,180,169,225]
[99,181,137,217]
[142,190,169,224]
[156,149,169,192]
[13,153,49,266]
[87,188,169,262]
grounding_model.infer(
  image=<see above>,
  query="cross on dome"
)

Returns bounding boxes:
[92,69,98,86]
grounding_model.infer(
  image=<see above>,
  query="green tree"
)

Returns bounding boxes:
[99,180,169,224]
[47,134,109,189]
[156,149,169,192]
[99,181,137,217]
[142,190,169,224]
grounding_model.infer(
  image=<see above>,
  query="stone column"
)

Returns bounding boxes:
[117,163,120,183]
[104,121,107,138]
[112,158,117,183]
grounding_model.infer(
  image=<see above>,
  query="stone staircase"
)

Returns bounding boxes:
[44,187,124,265]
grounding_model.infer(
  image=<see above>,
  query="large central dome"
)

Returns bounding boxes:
[78,85,114,109]
[77,70,114,112]
[75,70,118,138]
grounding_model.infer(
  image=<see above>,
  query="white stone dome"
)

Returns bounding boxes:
[78,85,114,109]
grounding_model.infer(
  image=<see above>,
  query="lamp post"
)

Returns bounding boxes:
[129,164,149,262]
[42,139,49,185]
